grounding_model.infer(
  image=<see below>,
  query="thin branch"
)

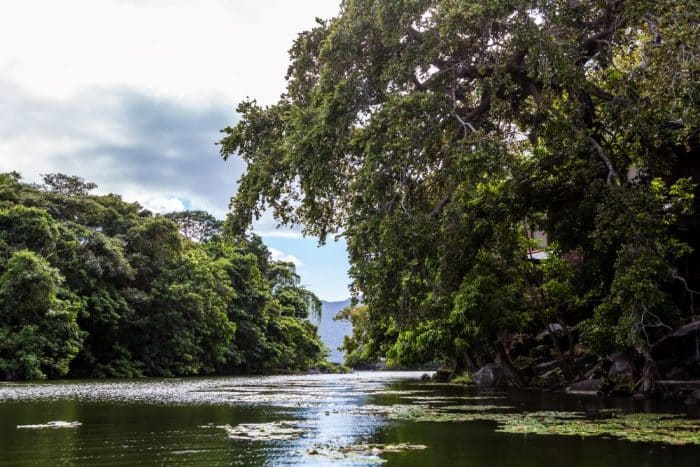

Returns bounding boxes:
[671,270,699,315]
[428,193,452,220]
[451,83,476,135]
[638,305,672,346]
[587,136,619,184]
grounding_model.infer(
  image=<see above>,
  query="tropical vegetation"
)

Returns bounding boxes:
[0,172,325,380]
[221,0,699,385]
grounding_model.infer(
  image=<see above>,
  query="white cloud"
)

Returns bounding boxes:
[0,83,240,219]
[0,1,341,220]
[0,0,340,105]
[138,195,186,214]
[268,247,303,267]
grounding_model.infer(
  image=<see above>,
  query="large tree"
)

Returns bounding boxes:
[221,0,699,371]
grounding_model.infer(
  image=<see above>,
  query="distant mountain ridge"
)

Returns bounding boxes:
[312,299,353,363]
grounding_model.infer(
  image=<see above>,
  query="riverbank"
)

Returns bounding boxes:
[349,320,700,405]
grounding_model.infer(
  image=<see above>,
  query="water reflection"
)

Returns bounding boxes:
[0,372,698,466]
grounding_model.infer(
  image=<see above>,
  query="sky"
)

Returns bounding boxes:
[0,0,351,301]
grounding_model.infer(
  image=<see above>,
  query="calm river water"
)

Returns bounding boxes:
[0,371,698,466]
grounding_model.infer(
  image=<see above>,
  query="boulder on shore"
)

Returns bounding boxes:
[566,378,603,396]
[651,321,700,380]
[608,352,634,379]
[606,352,635,394]
[472,363,506,387]
[534,359,563,373]
[536,323,564,341]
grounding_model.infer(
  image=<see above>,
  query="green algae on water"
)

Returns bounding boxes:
[498,412,700,446]
[201,421,308,441]
[360,403,700,445]
[307,442,427,464]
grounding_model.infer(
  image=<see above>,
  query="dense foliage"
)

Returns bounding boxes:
[221,0,699,381]
[0,172,325,380]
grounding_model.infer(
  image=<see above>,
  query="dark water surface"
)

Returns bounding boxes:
[0,372,697,466]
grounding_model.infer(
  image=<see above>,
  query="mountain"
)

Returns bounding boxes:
[312,299,353,364]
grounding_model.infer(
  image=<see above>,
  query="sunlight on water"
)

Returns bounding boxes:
[0,372,422,407]
[0,372,698,466]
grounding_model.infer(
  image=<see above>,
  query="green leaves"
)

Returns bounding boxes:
[221,0,699,370]
[0,250,83,379]
[0,174,327,379]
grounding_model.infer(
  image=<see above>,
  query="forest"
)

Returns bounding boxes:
[222,0,699,392]
[0,172,326,380]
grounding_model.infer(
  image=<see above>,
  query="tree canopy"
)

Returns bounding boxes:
[0,172,326,380]
[221,0,699,378]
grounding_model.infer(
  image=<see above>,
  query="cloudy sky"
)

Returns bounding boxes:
[0,0,351,301]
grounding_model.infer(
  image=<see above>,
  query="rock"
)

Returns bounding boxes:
[432,368,451,382]
[472,363,506,387]
[512,355,535,372]
[508,334,535,358]
[606,352,635,395]
[566,378,602,395]
[533,368,565,389]
[421,373,431,381]
[608,352,633,379]
[584,359,608,380]
[569,378,603,391]
[574,351,596,365]
[536,323,564,341]
[651,321,700,361]
[532,344,552,360]
[651,321,700,380]
[573,343,587,358]
[534,359,563,373]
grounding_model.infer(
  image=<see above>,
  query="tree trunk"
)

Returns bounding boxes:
[640,349,658,395]
[542,320,573,378]
[453,349,478,375]
[494,340,525,388]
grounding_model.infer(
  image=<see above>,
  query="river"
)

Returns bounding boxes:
[0,372,698,466]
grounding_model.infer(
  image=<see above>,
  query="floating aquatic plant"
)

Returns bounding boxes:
[496,413,700,446]
[351,403,700,446]
[438,404,516,412]
[201,421,308,441]
[307,442,427,464]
